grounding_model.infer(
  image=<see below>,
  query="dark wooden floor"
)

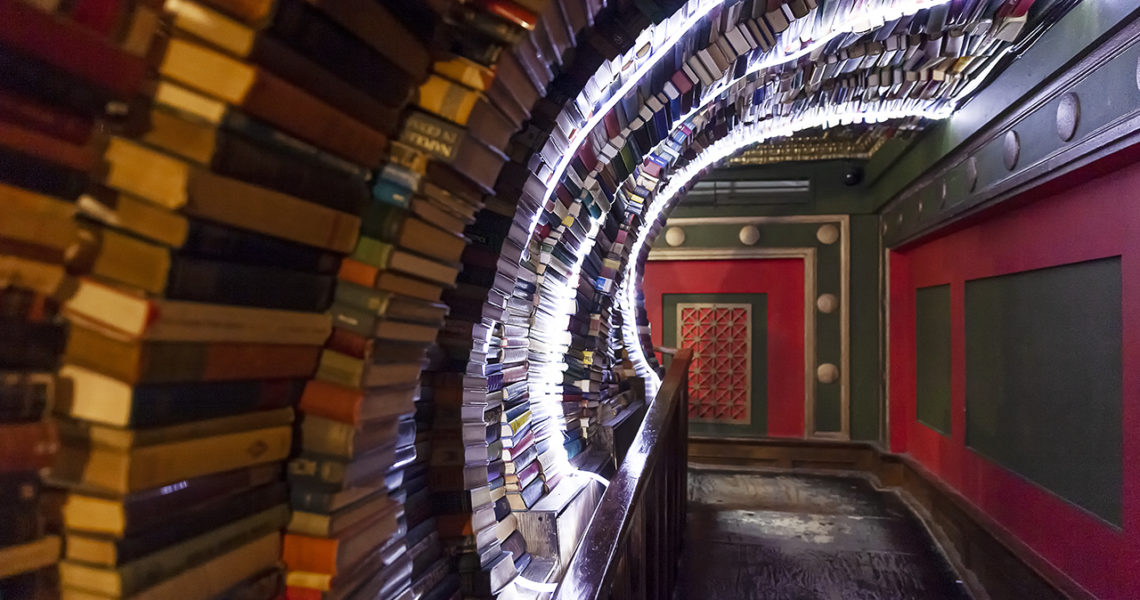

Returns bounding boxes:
[675,468,971,600]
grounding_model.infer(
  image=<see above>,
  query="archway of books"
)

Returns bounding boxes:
[0,0,1065,597]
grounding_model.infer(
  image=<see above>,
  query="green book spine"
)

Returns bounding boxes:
[328,302,378,338]
[351,236,394,269]
[358,200,407,243]
[333,281,391,316]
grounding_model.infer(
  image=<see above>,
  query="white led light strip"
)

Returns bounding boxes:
[618,102,953,396]
[526,0,724,238]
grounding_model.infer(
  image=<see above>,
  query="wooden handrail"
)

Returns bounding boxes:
[554,348,693,600]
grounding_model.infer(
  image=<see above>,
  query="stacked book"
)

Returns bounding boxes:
[403,1,593,596]
[0,2,144,594]
[259,5,458,600]
[0,1,371,598]
[0,290,63,595]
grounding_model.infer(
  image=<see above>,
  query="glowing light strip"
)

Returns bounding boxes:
[527,214,605,476]
[618,103,953,395]
[511,577,558,593]
[526,0,723,238]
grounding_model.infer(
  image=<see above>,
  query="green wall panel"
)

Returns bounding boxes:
[965,257,1123,525]
[662,293,768,438]
[849,215,882,442]
[915,284,952,435]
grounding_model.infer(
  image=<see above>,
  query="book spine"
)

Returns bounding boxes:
[0,420,58,472]
[0,372,53,423]
[332,281,390,315]
[118,464,282,535]
[164,256,336,312]
[248,35,400,134]
[111,483,287,564]
[198,0,274,23]
[181,220,342,276]
[0,503,41,547]
[0,319,67,371]
[0,145,88,201]
[357,201,408,244]
[0,46,133,127]
[416,75,481,126]
[125,379,305,428]
[298,380,362,425]
[0,89,93,144]
[268,0,413,108]
[324,328,370,360]
[124,427,293,492]
[184,168,362,254]
[335,258,379,288]
[305,0,430,79]
[398,110,466,163]
[328,303,377,339]
[281,533,337,575]
[134,343,322,384]
[69,0,126,36]
[110,506,288,596]
[239,70,388,168]
[211,131,371,216]
[0,0,147,97]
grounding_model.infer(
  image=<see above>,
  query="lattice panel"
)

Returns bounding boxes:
[677,303,752,424]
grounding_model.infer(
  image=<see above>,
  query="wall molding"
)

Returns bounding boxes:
[651,215,851,441]
[881,13,1140,248]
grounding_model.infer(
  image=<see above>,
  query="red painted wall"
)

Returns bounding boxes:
[888,161,1140,598]
[643,258,805,437]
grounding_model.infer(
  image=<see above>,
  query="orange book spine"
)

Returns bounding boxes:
[282,533,338,575]
[298,379,362,424]
[336,258,378,288]
[435,512,476,537]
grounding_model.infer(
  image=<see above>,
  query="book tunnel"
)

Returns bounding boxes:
[3,0,1138,599]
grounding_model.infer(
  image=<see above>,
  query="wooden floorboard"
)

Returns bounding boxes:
[675,467,971,600]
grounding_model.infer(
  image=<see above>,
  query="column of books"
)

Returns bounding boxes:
[0,15,70,575]
[568,194,625,456]
[402,1,571,596]
[480,0,619,527]
[0,0,384,598]
[261,4,458,600]
[0,296,60,596]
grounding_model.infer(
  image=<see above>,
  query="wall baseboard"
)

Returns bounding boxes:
[688,437,1096,600]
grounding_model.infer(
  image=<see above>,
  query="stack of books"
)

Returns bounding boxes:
[0,2,349,599]
[0,2,146,595]
[0,292,62,596]
[251,5,454,600]
[403,1,589,596]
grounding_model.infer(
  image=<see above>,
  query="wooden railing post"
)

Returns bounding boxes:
[553,349,692,600]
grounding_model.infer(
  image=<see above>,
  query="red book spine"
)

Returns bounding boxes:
[69,0,124,35]
[284,587,320,600]
[0,0,147,97]
[0,90,94,144]
[324,327,370,360]
[473,0,537,30]
[0,421,58,472]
